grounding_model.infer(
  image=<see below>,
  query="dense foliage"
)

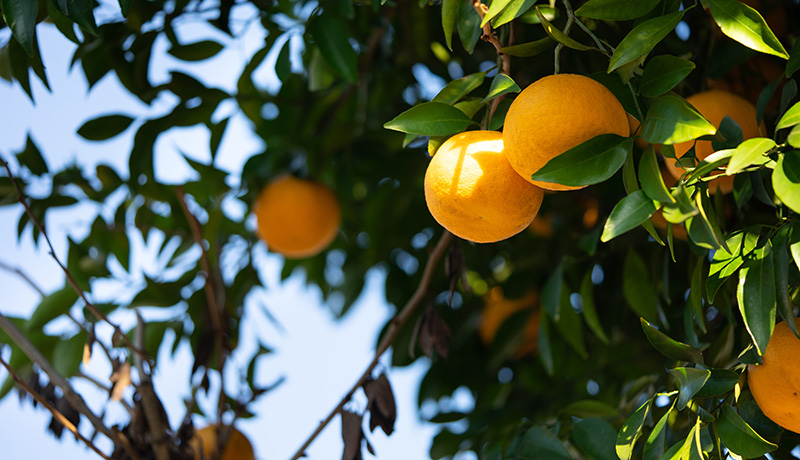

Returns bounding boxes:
[1,0,800,459]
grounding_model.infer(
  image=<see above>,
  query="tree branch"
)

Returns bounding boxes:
[288,230,453,460]
[0,354,112,460]
[0,311,117,441]
[133,312,171,460]
[0,158,148,360]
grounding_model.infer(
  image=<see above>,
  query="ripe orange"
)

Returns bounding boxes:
[664,90,765,195]
[254,175,340,258]
[191,425,255,460]
[502,74,630,191]
[479,287,540,356]
[747,318,800,434]
[424,130,544,243]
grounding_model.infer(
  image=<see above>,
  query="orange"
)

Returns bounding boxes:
[424,130,544,243]
[747,318,800,434]
[479,287,540,356]
[664,90,766,195]
[254,175,340,258]
[502,74,630,191]
[191,425,256,460]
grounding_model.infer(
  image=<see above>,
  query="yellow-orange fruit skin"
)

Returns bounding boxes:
[254,175,340,259]
[479,288,541,356]
[424,131,544,243]
[747,318,800,434]
[191,425,255,460]
[503,74,630,191]
[664,90,766,195]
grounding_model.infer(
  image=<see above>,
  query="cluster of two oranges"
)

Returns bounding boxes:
[424,74,631,244]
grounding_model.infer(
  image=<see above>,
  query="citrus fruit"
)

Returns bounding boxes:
[424,130,544,243]
[191,425,256,460]
[664,90,766,195]
[254,175,340,258]
[747,318,800,434]
[502,74,630,191]
[479,287,540,356]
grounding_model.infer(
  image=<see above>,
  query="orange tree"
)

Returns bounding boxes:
[1,0,800,459]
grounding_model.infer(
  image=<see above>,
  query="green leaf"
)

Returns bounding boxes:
[788,124,800,148]
[561,400,619,418]
[275,38,292,82]
[717,404,778,458]
[537,7,593,51]
[2,0,39,55]
[491,0,536,27]
[26,285,79,330]
[538,311,555,376]
[669,367,711,410]
[575,0,660,21]
[308,14,358,84]
[643,399,675,460]
[608,11,684,73]
[777,101,800,130]
[384,102,475,136]
[707,230,757,300]
[726,137,775,175]
[737,243,776,356]
[639,55,695,98]
[433,72,486,105]
[554,285,587,358]
[713,116,744,152]
[480,0,513,27]
[457,1,481,54]
[572,418,618,460]
[441,0,459,51]
[514,426,572,460]
[623,251,660,324]
[709,0,789,59]
[775,234,799,336]
[77,114,135,141]
[772,151,800,214]
[791,222,800,275]
[694,369,739,398]
[482,73,519,102]
[52,331,87,378]
[16,134,48,175]
[580,271,609,344]
[641,318,705,363]
[787,39,800,78]
[167,40,224,62]
[601,190,658,242]
[488,99,512,130]
[531,134,632,187]
[541,263,563,319]
[499,37,555,57]
[639,145,674,202]
[66,0,98,35]
[616,397,653,460]
[641,94,717,144]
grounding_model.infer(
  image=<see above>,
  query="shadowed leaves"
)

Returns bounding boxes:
[363,373,396,436]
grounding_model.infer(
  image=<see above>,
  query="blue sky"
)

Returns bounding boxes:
[0,4,453,459]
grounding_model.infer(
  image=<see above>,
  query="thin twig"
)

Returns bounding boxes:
[0,158,148,359]
[76,371,135,415]
[174,186,228,422]
[0,311,117,441]
[134,312,171,460]
[472,1,512,125]
[288,230,454,460]
[0,259,46,296]
[554,4,575,74]
[563,0,612,55]
[0,354,112,460]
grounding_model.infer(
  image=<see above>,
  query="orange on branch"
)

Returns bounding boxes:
[479,287,541,357]
[254,175,340,258]
[191,425,255,460]
[664,90,765,195]
[747,318,800,434]
[424,130,544,243]
[502,74,630,191]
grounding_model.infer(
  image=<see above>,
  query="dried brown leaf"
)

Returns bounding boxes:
[341,410,364,460]
[110,362,132,401]
[364,373,397,436]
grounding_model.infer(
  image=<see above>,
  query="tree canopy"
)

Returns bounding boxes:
[1,0,800,459]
